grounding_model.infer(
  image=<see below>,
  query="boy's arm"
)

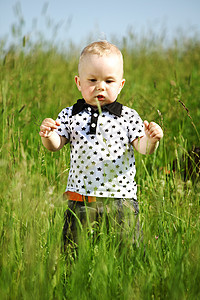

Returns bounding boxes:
[132,120,163,155]
[39,118,68,152]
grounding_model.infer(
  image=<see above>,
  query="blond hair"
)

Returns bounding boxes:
[80,40,122,57]
[78,40,123,74]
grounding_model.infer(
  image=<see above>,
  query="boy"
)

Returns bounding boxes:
[39,41,163,246]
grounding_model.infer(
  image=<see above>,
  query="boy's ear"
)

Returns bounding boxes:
[118,78,125,94]
[75,76,81,91]
[121,79,125,89]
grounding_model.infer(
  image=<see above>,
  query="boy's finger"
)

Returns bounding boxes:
[41,121,58,130]
[39,129,53,138]
[149,122,159,132]
[148,121,157,128]
[55,120,61,126]
[143,120,149,129]
[149,123,163,139]
[40,124,52,132]
[39,130,47,137]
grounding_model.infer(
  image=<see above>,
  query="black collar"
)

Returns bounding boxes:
[72,98,122,117]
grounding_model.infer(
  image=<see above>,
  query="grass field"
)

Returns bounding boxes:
[0,31,200,299]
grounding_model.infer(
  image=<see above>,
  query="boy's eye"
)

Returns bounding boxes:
[89,79,96,82]
[106,80,114,83]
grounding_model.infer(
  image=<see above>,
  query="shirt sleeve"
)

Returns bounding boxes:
[55,107,71,140]
[127,108,145,143]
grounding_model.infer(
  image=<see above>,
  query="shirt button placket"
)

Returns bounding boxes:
[89,111,99,134]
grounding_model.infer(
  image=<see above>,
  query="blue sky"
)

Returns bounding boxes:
[0,0,200,48]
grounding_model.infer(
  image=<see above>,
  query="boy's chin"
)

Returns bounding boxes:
[85,98,114,107]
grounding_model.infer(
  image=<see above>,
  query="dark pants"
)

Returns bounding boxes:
[63,198,141,250]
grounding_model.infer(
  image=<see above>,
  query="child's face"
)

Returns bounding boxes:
[75,54,125,107]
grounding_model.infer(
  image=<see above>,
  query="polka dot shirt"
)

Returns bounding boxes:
[56,98,145,199]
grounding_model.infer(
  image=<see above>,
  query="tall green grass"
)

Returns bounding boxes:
[0,32,200,299]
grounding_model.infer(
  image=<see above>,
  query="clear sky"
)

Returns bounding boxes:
[0,0,200,48]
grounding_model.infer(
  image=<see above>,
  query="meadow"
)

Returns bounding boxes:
[0,31,200,299]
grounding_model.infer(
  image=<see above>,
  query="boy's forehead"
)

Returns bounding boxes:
[78,53,123,74]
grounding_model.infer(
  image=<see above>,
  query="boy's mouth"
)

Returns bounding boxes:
[97,95,105,101]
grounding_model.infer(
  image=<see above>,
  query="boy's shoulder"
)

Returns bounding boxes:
[121,104,140,117]
[58,105,72,114]
[56,106,73,122]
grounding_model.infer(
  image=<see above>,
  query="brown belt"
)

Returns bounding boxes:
[64,191,96,203]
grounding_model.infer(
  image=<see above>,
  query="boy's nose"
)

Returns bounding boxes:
[96,81,105,90]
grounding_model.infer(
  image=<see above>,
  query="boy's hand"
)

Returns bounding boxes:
[39,118,61,138]
[144,120,163,143]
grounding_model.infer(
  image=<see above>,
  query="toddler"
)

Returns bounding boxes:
[39,41,163,247]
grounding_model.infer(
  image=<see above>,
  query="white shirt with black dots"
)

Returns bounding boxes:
[56,99,145,199]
